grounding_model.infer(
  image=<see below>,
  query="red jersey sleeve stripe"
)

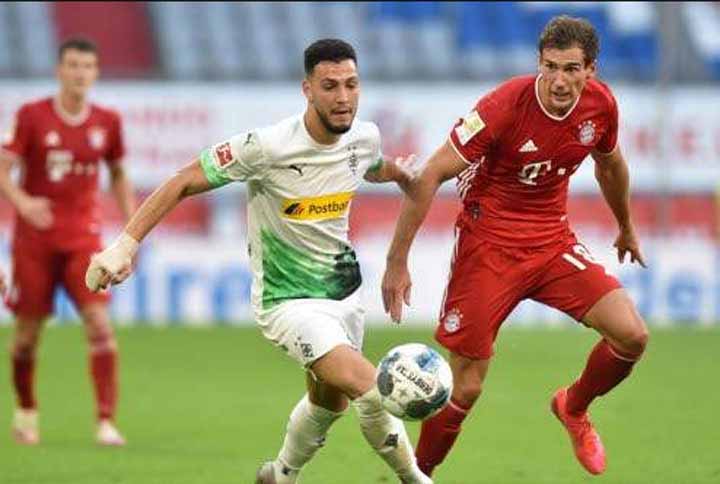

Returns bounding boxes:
[447,135,473,166]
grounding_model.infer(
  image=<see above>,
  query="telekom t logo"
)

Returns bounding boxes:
[518,160,552,185]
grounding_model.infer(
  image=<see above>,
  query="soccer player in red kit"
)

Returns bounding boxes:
[382,16,649,476]
[0,38,135,446]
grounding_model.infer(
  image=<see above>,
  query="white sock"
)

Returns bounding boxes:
[273,394,344,483]
[352,387,429,483]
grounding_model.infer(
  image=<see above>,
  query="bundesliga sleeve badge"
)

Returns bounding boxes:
[454,110,485,146]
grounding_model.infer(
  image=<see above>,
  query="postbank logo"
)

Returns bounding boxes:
[281,192,353,220]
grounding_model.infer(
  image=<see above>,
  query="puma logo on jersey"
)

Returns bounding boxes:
[281,192,353,220]
[288,164,304,176]
[519,139,538,152]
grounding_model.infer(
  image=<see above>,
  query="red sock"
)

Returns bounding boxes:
[90,350,118,421]
[415,398,471,476]
[567,339,640,415]
[12,354,36,409]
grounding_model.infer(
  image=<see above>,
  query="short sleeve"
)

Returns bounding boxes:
[199,131,265,188]
[595,94,619,154]
[105,112,125,165]
[448,90,508,165]
[365,123,384,174]
[1,105,33,160]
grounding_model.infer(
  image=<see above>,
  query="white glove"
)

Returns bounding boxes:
[85,232,139,292]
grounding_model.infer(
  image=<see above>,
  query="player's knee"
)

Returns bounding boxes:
[339,369,376,400]
[13,320,42,357]
[453,378,483,408]
[85,322,117,353]
[625,324,649,357]
[12,338,37,359]
[611,321,649,359]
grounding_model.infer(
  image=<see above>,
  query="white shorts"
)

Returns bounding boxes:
[255,293,366,368]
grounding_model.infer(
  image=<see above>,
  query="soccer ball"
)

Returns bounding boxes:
[376,343,453,421]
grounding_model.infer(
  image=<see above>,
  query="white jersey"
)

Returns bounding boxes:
[200,113,383,314]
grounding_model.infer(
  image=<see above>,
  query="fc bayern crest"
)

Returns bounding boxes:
[88,127,106,150]
[442,308,462,333]
[578,120,596,145]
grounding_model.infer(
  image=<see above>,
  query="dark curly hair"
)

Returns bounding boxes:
[304,39,357,75]
[538,15,599,65]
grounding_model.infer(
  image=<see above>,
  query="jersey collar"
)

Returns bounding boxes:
[534,74,581,122]
[53,96,91,127]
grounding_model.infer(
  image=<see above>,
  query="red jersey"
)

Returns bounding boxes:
[449,75,619,247]
[2,97,124,247]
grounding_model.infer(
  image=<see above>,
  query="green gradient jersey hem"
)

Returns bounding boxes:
[260,228,361,309]
[199,149,232,188]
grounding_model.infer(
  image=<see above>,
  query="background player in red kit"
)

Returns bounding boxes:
[0,38,135,446]
[382,16,649,476]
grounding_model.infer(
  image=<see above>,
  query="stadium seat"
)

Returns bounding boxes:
[607,3,659,80]
[457,2,501,78]
[204,3,245,79]
[682,3,720,79]
[149,2,205,79]
[15,2,55,77]
[242,3,292,79]
[53,1,156,77]
[0,3,15,76]
[318,3,377,77]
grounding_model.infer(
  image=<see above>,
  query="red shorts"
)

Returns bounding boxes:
[6,233,109,319]
[436,228,621,360]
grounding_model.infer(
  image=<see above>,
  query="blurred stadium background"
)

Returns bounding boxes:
[1,1,719,327]
[1,3,719,484]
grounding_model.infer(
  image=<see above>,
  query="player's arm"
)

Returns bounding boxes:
[0,104,54,229]
[363,155,418,193]
[0,153,54,230]
[382,141,467,322]
[86,131,263,291]
[591,146,646,267]
[86,159,213,291]
[108,163,136,222]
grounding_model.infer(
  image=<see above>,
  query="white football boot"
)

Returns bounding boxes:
[96,419,126,446]
[12,408,39,445]
[255,462,277,484]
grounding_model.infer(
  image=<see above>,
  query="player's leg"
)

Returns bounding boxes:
[63,248,124,446]
[570,288,648,414]
[531,240,648,474]
[266,374,347,483]
[10,316,46,445]
[256,297,429,484]
[7,237,55,445]
[415,228,524,477]
[310,345,430,484]
[415,354,489,476]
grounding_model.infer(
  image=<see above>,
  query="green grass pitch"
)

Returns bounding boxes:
[1,324,718,483]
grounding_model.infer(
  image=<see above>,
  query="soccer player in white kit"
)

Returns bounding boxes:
[85,39,432,484]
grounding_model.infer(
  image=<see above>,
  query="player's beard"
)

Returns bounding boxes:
[315,105,353,135]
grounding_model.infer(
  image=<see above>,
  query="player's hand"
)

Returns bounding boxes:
[382,259,412,324]
[85,232,139,292]
[19,196,53,230]
[614,224,646,268]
